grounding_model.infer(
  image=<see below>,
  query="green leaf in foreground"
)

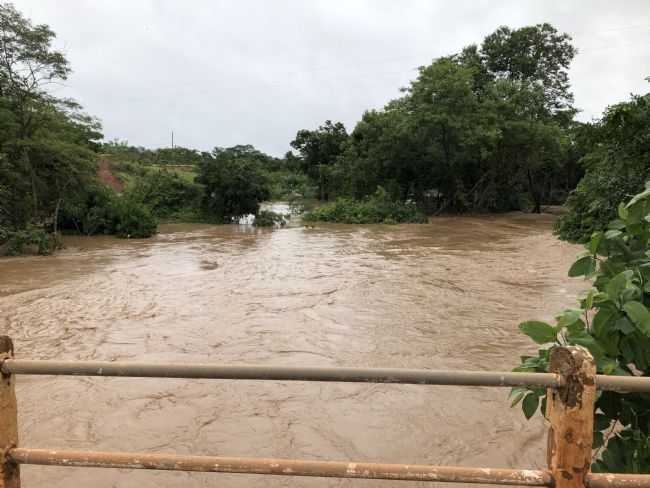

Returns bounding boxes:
[509,387,527,407]
[622,301,650,336]
[568,256,596,277]
[522,393,539,420]
[589,232,604,255]
[519,321,557,344]
[625,187,650,208]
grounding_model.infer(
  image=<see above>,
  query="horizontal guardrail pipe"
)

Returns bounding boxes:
[1,360,559,388]
[591,375,650,393]
[588,474,650,488]
[7,448,552,485]
[4,359,650,392]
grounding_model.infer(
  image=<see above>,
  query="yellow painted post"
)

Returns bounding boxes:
[0,336,19,488]
[547,346,596,488]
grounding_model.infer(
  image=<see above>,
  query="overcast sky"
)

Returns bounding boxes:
[13,0,650,156]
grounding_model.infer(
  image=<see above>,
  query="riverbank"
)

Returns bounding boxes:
[0,202,568,257]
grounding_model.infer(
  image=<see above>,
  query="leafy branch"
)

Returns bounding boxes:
[515,183,650,473]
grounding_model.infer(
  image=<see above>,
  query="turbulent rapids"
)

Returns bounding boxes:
[0,213,583,488]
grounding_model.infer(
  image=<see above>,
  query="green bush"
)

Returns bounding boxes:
[0,227,63,255]
[266,170,316,200]
[556,170,649,243]
[58,184,158,238]
[59,184,116,235]
[130,169,202,219]
[110,196,158,238]
[304,187,427,224]
[555,94,650,242]
[515,183,650,473]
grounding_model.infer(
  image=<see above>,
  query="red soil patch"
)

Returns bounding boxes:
[97,158,124,193]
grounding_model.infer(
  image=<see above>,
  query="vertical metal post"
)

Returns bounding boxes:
[546,346,596,488]
[0,337,19,488]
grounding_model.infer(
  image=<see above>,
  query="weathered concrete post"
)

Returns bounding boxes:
[0,336,19,488]
[546,346,596,488]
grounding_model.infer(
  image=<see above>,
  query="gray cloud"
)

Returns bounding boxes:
[14,0,650,156]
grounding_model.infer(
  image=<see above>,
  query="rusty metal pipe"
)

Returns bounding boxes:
[4,360,649,392]
[592,375,650,393]
[588,474,650,488]
[8,448,552,485]
[1,360,560,388]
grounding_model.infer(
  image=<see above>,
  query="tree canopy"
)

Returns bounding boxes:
[196,146,271,222]
[289,23,581,215]
[0,2,101,236]
[290,120,348,200]
[2,1,645,249]
[556,92,650,241]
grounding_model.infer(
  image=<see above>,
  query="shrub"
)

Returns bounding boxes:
[58,184,158,238]
[304,187,427,224]
[0,227,63,255]
[514,183,650,473]
[110,196,158,238]
[556,170,649,243]
[266,170,316,200]
[555,93,650,242]
[130,169,202,219]
[59,184,116,235]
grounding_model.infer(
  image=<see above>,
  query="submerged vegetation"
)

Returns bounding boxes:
[0,226,62,256]
[304,187,427,224]
[58,184,158,238]
[253,210,288,227]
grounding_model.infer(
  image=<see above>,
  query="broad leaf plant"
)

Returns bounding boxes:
[515,183,650,473]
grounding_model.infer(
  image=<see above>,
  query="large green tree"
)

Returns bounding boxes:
[196,146,270,222]
[295,23,580,215]
[336,107,422,202]
[0,2,101,233]
[290,120,348,200]
[556,91,650,242]
[480,23,577,113]
[480,79,567,213]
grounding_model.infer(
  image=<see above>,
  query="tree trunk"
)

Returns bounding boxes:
[319,165,325,201]
[527,169,542,213]
[28,161,38,220]
[53,197,62,235]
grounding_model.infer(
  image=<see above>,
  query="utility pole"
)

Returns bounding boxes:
[171,131,174,149]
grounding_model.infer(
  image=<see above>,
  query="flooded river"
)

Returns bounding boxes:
[0,212,583,487]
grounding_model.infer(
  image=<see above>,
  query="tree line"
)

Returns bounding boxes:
[290,25,648,233]
[0,3,296,253]
[0,3,101,252]
[291,24,583,214]
[1,1,648,254]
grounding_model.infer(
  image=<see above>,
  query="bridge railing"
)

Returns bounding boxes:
[1,336,649,488]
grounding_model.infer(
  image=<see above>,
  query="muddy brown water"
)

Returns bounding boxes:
[0,212,584,487]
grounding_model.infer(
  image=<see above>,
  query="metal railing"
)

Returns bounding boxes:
[1,335,649,488]
[3,358,650,391]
